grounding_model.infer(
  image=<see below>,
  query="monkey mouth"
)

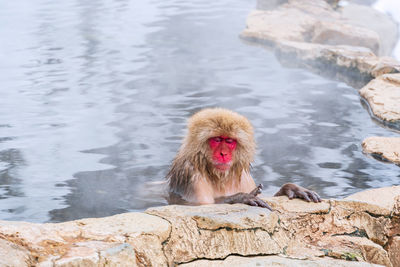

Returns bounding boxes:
[213,162,231,171]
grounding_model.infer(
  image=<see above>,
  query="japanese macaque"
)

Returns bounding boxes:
[167,108,321,209]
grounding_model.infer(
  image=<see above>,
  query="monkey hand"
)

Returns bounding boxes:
[274,183,321,203]
[216,184,272,210]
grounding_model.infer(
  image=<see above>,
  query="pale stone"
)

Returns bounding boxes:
[386,236,400,267]
[99,243,137,267]
[312,21,380,55]
[383,73,400,84]
[146,204,282,265]
[284,239,325,259]
[146,197,399,266]
[0,220,80,261]
[275,40,325,62]
[77,213,170,266]
[242,9,316,44]
[269,196,397,266]
[52,241,137,267]
[2,187,400,266]
[53,245,99,267]
[370,57,400,77]
[345,186,400,212]
[0,212,170,266]
[362,137,400,166]
[243,0,381,56]
[180,255,384,267]
[333,199,393,217]
[241,0,400,84]
[329,200,392,246]
[274,40,399,87]
[0,238,33,266]
[76,212,170,241]
[340,4,398,56]
[359,74,400,124]
[317,236,391,267]
[265,196,330,214]
[287,0,339,21]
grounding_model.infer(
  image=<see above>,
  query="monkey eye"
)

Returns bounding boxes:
[212,137,223,142]
[225,138,235,144]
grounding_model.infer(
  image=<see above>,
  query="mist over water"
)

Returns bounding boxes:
[0,0,399,222]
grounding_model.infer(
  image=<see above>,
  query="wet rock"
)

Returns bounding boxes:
[266,195,330,213]
[49,242,137,267]
[362,137,400,166]
[359,74,400,127]
[1,187,400,266]
[339,4,398,56]
[346,187,400,266]
[311,21,380,54]
[345,186,400,214]
[180,255,384,267]
[146,204,282,265]
[386,236,400,267]
[241,0,400,85]
[146,194,399,266]
[317,235,390,266]
[0,238,33,266]
[274,41,400,87]
[242,9,317,44]
[0,212,170,266]
[243,0,379,51]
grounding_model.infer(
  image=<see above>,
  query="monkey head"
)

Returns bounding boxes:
[184,108,256,174]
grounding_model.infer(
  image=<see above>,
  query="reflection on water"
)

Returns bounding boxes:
[0,0,399,222]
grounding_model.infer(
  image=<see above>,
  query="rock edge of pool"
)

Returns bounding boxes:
[1,185,399,266]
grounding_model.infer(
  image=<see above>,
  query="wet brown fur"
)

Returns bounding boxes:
[167,108,256,201]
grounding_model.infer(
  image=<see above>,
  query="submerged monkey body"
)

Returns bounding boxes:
[167,108,321,207]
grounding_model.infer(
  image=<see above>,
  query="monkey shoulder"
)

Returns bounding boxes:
[167,158,197,194]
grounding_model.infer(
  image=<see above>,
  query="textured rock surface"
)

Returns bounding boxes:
[1,188,400,266]
[180,255,383,267]
[362,137,400,166]
[311,21,380,55]
[339,4,398,56]
[0,212,170,266]
[274,41,400,85]
[241,0,400,83]
[0,238,33,266]
[386,236,400,267]
[346,186,400,212]
[146,204,282,265]
[359,74,400,127]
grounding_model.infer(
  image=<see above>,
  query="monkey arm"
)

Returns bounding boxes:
[215,184,272,210]
[274,183,321,203]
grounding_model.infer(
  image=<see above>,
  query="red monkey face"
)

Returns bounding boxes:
[208,136,237,171]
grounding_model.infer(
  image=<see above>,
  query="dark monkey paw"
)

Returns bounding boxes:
[274,183,321,203]
[219,184,272,210]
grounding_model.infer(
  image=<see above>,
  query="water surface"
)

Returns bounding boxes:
[0,0,399,222]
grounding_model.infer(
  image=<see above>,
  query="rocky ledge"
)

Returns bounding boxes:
[1,186,400,266]
[241,0,400,85]
[362,137,400,166]
[360,74,400,130]
[240,0,400,166]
